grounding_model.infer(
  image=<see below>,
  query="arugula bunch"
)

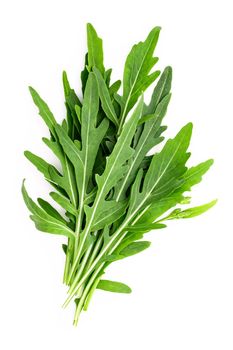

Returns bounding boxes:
[22,24,216,325]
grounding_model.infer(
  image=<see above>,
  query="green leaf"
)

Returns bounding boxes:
[119,241,151,257]
[119,27,161,128]
[56,73,109,238]
[136,193,184,224]
[109,80,121,97]
[87,23,104,75]
[136,160,214,225]
[93,67,119,127]
[22,181,74,238]
[24,150,69,196]
[144,66,172,114]
[115,84,171,201]
[42,137,64,162]
[115,232,144,253]
[97,280,132,293]
[24,151,51,180]
[56,74,109,197]
[50,192,77,216]
[104,69,112,86]
[29,87,56,135]
[167,199,217,220]
[127,123,192,223]
[62,71,81,109]
[126,222,166,233]
[42,137,78,206]
[90,200,128,231]
[62,71,81,139]
[30,215,73,237]
[178,159,214,192]
[84,98,144,229]
[37,198,67,223]
[138,113,155,125]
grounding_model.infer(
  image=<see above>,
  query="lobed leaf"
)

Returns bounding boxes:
[167,199,217,220]
[90,199,128,231]
[49,192,77,216]
[115,68,172,201]
[127,123,193,225]
[38,198,67,223]
[93,67,119,127]
[119,27,161,127]
[87,23,104,75]
[22,181,74,238]
[24,150,51,180]
[29,87,56,135]
[86,98,144,225]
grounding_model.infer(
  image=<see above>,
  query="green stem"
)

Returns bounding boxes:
[63,228,128,307]
[117,101,128,136]
[83,276,102,311]
[63,237,74,284]
[84,233,103,271]
[71,243,94,288]
[65,176,153,305]
[68,232,103,296]
[73,264,103,326]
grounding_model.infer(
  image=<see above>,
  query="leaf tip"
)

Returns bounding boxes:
[28,86,35,96]
[165,65,173,76]
[24,150,30,158]
[151,26,162,33]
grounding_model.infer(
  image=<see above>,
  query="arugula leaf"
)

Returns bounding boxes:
[62,71,81,139]
[126,123,192,223]
[24,150,52,180]
[29,87,56,135]
[178,159,214,192]
[166,199,217,220]
[84,97,144,229]
[37,198,67,223]
[144,66,172,114]
[67,98,144,283]
[97,280,132,293]
[118,27,161,132]
[87,23,104,75]
[56,73,109,238]
[126,223,166,233]
[91,200,128,231]
[22,181,74,238]
[119,241,151,257]
[50,192,77,215]
[93,67,119,127]
[115,67,172,201]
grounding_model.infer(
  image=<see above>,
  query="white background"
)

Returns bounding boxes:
[0,0,232,349]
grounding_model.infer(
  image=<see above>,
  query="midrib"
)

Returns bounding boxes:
[121,35,155,128]
[75,91,92,236]
[116,119,156,201]
[81,119,136,244]
[64,156,77,207]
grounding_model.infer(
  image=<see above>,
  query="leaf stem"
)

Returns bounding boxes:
[73,264,103,326]
[63,227,128,307]
[63,237,74,284]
